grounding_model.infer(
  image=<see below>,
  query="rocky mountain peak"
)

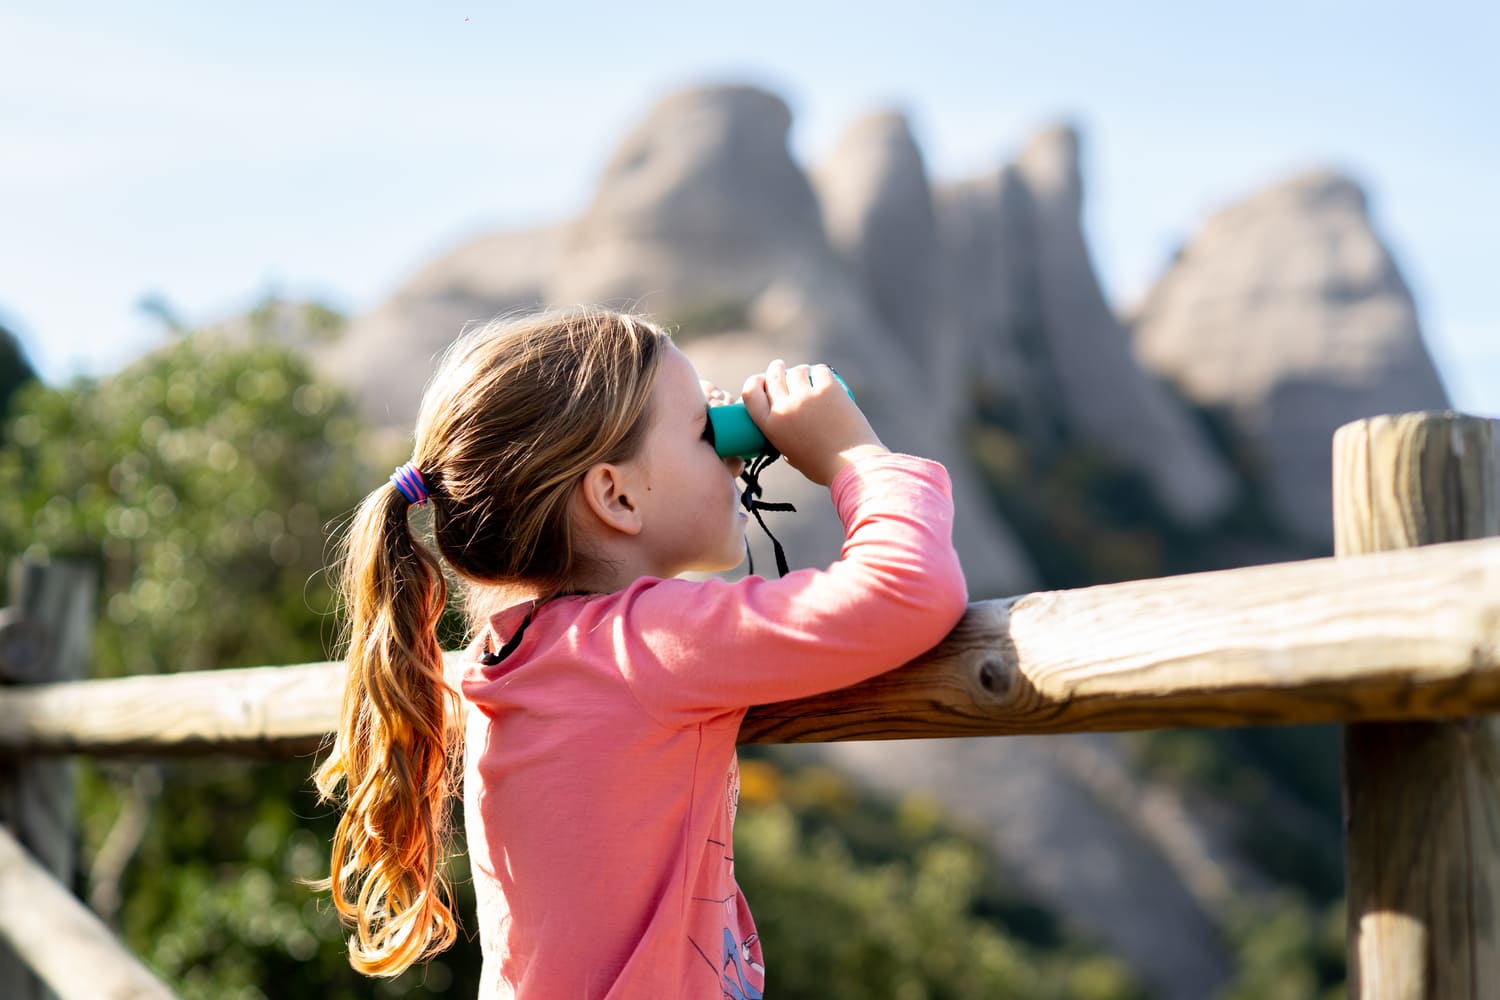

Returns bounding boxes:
[812,110,941,369]
[1015,122,1083,206]
[1130,169,1449,544]
[551,84,828,308]
[991,122,1240,526]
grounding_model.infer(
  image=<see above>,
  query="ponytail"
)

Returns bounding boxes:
[313,482,459,976]
[311,307,670,977]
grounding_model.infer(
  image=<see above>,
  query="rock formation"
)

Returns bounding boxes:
[547,85,832,313]
[811,111,944,382]
[1129,171,1450,545]
[1008,127,1239,527]
[934,166,1053,443]
[316,225,562,425]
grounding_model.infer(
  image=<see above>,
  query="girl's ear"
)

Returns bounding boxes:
[576,463,643,537]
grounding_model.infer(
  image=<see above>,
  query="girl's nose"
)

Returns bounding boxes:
[724,455,745,477]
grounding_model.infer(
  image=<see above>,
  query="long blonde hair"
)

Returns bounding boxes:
[313,307,668,975]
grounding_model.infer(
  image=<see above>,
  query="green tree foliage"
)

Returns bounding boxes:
[0,318,38,417]
[1215,894,1346,1000]
[735,757,1146,1000]
[0,318,474,997]
[79,761,481,999]
[0,328,366,678]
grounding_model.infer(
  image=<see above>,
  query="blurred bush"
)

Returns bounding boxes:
[0,306,455,997]
[0,322,366,677]
[0,319,36,417]
[736,757,1146,1000]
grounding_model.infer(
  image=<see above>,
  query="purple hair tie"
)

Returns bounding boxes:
[390,463,429,507]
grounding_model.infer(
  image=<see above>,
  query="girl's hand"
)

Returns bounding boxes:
[700,380,732,408]
[740,360,886,486]
[700,379,746,477]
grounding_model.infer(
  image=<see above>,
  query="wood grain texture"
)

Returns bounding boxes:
[1,536,1498,756]
[0,661,355,758]
[1336,412,1500,1000]
[744,535,1500,742]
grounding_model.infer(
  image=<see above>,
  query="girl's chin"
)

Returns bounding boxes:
[685,544,748,576]
[720,543,749,573]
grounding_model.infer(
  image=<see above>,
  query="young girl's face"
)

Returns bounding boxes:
[625,344,749,577]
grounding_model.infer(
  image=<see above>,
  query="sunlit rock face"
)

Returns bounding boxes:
[1006,126,1239,528]
[1130,171,1449,545]
[812,111,943,379]
[814,115,1241,529]
[548,85,833,312]
[315,225,562,427]
[935,165,1050,441]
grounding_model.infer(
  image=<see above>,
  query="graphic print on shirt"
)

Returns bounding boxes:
[689,755,765,999]
[719,926,764,1000]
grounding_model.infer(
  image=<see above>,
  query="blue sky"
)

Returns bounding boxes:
[3,1,1496,414]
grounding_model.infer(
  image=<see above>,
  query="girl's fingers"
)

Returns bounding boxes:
[741,373,770,421]
[785,364,813,393]
[765,358,789,399]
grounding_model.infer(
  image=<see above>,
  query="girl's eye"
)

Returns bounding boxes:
[701,407,717,447]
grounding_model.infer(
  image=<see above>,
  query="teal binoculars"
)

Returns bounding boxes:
[707,370,853,460]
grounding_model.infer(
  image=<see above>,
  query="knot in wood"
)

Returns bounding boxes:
[975,656,1011,699]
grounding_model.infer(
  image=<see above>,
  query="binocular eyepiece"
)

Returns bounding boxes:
[707,369,853,460]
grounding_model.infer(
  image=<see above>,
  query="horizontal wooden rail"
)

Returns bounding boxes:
[0,537,1497,757]
[0,659,348,758]
[0,825,175,999]
[746,534,1500,742]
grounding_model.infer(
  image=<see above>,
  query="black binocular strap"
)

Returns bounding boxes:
[739,452,796,578]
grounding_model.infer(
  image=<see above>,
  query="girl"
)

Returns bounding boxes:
[314,307,967,997]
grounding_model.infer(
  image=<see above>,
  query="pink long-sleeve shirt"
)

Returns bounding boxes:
[460,452,968,998]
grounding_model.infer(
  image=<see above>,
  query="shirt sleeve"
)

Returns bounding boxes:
[607,451,969,727]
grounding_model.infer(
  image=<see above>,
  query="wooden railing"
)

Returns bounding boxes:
[0,412,1495,999]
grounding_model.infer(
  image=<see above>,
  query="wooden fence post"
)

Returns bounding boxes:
[1333,412,1500,998]
[0,559,97,1000]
